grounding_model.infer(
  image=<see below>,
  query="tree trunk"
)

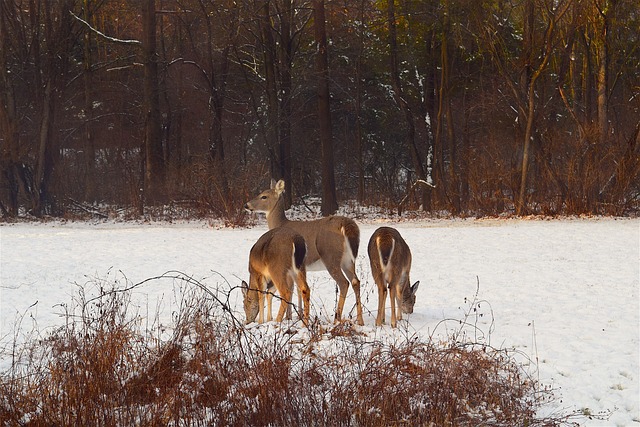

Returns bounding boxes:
[278,0,293,207]
[436,0,459,213]
[142,0,165,206]
[442,0,458,214]
[387,0,428,209]
[355,0,366,204]
[82,0,97,203]
[433,31,445,208]
[515,0,568,215]
[596,3,608,145]
[33,80,56,216]
[580,31,594,124]
[446,99,458,213]
[460,104,470,211]
[313,0,338,215]
[516,83,536,215]
[520,0,535,108]
[355,31,364,204]
[0,11,21,216]
[261,1,280,182]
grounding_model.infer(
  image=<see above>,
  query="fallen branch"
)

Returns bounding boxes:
[398,179,436,215]
[68,198,108,218]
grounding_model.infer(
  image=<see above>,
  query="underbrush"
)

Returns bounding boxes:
[0,273,572,426]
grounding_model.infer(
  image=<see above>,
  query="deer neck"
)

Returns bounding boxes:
[266,197,289,229]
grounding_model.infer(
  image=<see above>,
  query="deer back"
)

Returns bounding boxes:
[284,215,358,269]
[243,228,307,323]
[368,227,412,287]
[368,226,419,315]
[249,227,306,282]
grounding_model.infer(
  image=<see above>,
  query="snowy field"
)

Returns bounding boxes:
[1,216,638,425]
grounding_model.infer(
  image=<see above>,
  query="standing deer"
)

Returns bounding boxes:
[245,179,364,325]
[368,227,419,328]
[241,227,311,326]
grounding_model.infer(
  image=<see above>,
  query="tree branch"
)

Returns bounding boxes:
[70,11,142,46]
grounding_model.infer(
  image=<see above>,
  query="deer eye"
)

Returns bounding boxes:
[261,195,267,199]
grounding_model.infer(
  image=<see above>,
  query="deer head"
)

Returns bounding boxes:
[244,179,285,217]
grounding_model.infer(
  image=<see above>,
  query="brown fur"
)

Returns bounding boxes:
[245,180,364,325]
[367,227,420,328]
[241,227,311,326]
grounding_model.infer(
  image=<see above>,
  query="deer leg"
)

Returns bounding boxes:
[332,274,350,324]
[287,278,299,320]
[257,277,266,324]
[351,278,364,326]
[343,263,364,326]
[286,298,293,320]
[284,284,292,320]
[276,282,292,322]
[284,275,296,321]
[372,269,387,326]
[266,289,273,322]
[377,285,387,326]
[296,270,311,326]
[389,282,398,328]
[268,280,280,321]
[394,284,403,322]
[274,276,293,323]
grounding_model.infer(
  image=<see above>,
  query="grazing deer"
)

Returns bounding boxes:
[368,227,419,328]
[262,279,304,322]
[241,227,310,326]
[245,179,364,325]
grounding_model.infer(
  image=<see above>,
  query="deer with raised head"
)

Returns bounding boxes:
[368,227,419,328]
[245,179,364,325]
[241,227,311,325]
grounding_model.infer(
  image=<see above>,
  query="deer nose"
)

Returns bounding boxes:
[244,203,252,211]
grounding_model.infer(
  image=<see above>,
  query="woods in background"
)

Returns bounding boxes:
[0,0,638,219]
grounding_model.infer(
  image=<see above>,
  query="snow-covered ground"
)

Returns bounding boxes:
[1,216,638,425]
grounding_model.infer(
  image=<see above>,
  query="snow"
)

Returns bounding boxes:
[1,216,638,425]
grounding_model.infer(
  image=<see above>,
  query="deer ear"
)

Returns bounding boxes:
[241,280,249,296]
[411,281,420,295]
[270,179,277,189]
[275,179,285,195]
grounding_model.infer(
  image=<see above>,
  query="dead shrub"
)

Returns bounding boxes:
[0,273,574,426]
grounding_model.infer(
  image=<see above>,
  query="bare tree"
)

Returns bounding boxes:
[84,0,102,203]
[593,0,609,145]
[387,0,429,209]
[313,0,338,215]
[142,0,166,206]
[1,0,636,218]
[0,1,22,216]
[242,0,310,207]
[485,0,571,215]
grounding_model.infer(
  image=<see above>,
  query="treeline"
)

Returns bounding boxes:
[0,0,638,219]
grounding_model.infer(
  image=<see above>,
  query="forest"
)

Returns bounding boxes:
[0,0,638,219]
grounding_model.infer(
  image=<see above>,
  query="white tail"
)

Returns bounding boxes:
[367,227,419,328]
[241,227,310,326]
[245,179,364,325]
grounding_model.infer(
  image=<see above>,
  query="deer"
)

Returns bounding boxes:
[241,227,311,326]
[368,226,420,328]
[245,179,364,325]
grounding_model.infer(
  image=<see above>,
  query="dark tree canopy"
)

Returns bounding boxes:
[0,0,638,219]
